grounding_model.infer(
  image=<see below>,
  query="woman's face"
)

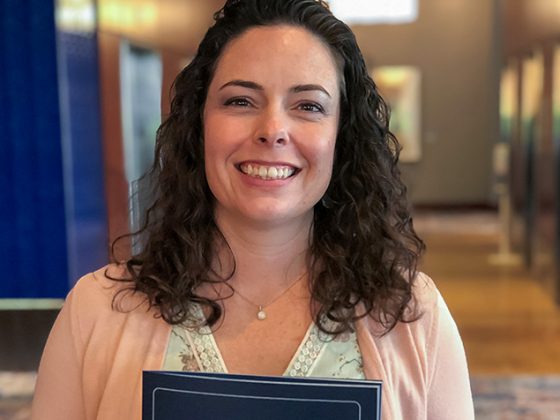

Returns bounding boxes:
[203,25,340,227]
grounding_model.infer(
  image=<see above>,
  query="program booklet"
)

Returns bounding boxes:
[143,371,382,420]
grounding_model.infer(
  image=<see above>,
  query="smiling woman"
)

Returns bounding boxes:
[204,25,339,227]
[31,1,474,419]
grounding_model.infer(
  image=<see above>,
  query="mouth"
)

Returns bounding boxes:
[237,162,299,180]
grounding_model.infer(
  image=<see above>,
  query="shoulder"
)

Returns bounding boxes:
[361,271,465,377]
[400,271,452,348]
[357,271,442,338]
[69,264,147,314]
[403,274,473,417]
[410,271,440,314]
[71,264,142,303]
[409,272,459,348]
[41,265,171,418]
[357,272,473,417]
[357,271,461,369]
[65,264,156,343]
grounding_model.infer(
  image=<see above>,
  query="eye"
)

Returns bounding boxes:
[297,102,324,113]
[224,97,252,107]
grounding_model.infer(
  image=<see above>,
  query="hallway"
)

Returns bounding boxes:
[415,211,560,375]
[416,210,560,419]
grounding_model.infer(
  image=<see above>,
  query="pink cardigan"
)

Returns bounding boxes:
[31,266,474,420]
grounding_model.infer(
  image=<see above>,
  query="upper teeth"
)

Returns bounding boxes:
[240,163,296,180]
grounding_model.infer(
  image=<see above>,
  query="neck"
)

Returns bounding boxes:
[212,207,313,297]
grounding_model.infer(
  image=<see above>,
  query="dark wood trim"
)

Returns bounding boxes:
[412,203,498,212]
[97,32,130,257]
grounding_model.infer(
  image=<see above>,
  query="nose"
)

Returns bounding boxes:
[255,106,289,146]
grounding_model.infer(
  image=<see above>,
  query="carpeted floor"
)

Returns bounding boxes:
[0,372,33,420]
[472,375,560,419]
[2,372,560,419]
[0,399,30,420]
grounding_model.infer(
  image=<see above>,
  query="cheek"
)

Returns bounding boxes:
[202,126,224,195]
[309,136,336,171]
[204,114,249,155]
[320,137,337,186]
[203,119,231,171]
[302,137,336,194]
[203,135,218,181]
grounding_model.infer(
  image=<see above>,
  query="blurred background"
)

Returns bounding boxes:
[1,0,560,418]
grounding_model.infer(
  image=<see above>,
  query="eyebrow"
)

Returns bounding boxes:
[291,84,331,98]
[219,80,263,91]
[219,80,332,98]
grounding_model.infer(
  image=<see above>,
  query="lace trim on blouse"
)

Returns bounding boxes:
[162,303,365,379]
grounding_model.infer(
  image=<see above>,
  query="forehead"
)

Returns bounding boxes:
[210,25,341,92]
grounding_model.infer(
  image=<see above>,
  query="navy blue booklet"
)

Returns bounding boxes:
[143,371,382,420]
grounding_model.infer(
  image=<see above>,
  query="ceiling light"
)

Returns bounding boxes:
[329,0,418,25]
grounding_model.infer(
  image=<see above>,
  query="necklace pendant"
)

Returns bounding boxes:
[257,306,267,320]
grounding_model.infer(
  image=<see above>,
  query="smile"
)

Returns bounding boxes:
[238,163,297,180]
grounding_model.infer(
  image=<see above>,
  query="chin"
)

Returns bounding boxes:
[238,205,311,227]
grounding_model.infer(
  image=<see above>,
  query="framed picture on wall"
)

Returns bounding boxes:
[370,66,421,163]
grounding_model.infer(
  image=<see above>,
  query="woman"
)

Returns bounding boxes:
[32,0,474,419]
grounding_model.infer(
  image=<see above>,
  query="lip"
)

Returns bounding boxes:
[236,160,299,169]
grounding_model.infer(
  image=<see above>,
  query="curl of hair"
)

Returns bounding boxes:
[110,0,425,336]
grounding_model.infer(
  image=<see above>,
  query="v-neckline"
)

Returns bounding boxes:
[187,303,329,376]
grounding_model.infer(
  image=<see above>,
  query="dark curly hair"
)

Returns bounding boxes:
[111,0,425,335]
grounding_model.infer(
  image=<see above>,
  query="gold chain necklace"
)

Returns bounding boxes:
[233,274,305,320]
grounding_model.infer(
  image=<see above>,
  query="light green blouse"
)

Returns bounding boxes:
[162,304,365,379]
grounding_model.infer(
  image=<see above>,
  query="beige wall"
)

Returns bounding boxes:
[352,0,500,205]
[502,0,560,56]
[97,0,501,207]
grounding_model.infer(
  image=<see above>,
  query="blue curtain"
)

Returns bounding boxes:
[1,0,110,298]
[0,0,67,297]
[58,30,109,285]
